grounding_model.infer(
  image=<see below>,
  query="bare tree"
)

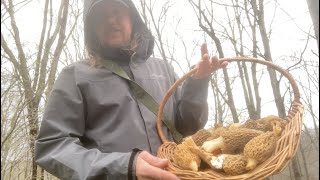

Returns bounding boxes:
[251,0,303,179]
[298,57,319,150]
[138,0,195,74]
[1,0,72,179]
[223,0,262,120]
[1,60,27,180]
[188,0,239,123]
[250,0,287,118]
[139,0,172,62]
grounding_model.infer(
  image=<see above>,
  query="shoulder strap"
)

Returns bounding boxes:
[100,59,183,144]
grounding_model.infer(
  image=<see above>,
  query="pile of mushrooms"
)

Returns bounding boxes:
[171,115,286,175]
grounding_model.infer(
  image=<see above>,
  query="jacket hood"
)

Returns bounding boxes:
[83,0,155,62]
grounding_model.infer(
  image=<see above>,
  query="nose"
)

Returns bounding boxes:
[106,14,117,25]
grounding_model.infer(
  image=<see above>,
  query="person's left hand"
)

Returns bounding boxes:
[136,151,180,180]
[192,43,228,79]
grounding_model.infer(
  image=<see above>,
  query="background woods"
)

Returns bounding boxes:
[1,0,318,179]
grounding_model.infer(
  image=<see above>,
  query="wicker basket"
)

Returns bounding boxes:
[156,57,304,180]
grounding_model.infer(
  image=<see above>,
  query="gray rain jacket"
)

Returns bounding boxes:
[35,0,209,179]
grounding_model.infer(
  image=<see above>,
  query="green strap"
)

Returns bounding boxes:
[100,59,183,144]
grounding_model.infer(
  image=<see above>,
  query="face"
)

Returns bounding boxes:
[92,1,132,48]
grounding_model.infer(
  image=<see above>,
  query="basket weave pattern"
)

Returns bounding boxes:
[156,57,304,180]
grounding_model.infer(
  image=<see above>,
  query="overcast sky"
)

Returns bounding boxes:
[2,0,318,128]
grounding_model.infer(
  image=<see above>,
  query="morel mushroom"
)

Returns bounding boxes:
[207,123,227,139]
[172,141,201,171]
[191,129,213,146]
[227,123,242,130]
[183,137,217,169]
[242,115,287,132]
[260,115,287,130]
[210,154,248,175]
[202,128,264,154]
[184,137,249,175]
[241,119,267,131]
[243,121,283,170]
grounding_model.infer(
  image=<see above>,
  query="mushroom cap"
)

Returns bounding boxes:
[243,132,278,163]
[223,155,248,175]
[261,115,287,130]
[241,119,269,132]
[243,115,287,132]
[207,126,228,139]
[192,129,213,146]
[173,143,201,171]
[220,128,264,154]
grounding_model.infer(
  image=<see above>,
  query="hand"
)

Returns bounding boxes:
[192,43,228,79]
[136,151,180,180]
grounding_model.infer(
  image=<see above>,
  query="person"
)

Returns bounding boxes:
[35,0,228,180]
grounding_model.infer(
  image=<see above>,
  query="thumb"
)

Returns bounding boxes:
[139,151,169,168]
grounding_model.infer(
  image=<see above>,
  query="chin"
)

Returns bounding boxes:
[105,37,131,48]
[107,42,129,48]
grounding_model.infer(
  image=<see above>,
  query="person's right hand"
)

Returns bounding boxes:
[136,151,180,180]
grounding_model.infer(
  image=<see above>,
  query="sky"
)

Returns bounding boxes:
[2,0,318,128]
[8,0,314,63]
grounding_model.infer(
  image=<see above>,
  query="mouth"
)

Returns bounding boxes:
[108,27,121,33]
[111,29,120,32]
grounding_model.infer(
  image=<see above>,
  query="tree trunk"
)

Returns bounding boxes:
[251,0,286,118]
[27,102,39,180]
[237,62,257,119]
[251,0,302,179]
[203,26,239,123]
[291,156,302,180]
[232,0,258,119]
[306,0,319,51]
[40,168,45,180]
[299,143,310,180]
[188,0,239,123]
[211,76,224,124]
[243,62,258,119]
[244,0,261,119]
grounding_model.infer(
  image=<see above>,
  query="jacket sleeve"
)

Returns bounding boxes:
[35,66,135,180]
[173,68,210,136]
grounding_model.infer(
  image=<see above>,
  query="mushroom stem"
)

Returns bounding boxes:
[202,136,224,153]
[210,155,226,170]
[189,161,199,171]
[246,157,258,170]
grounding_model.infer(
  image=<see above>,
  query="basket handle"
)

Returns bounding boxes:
[157,57,301,144]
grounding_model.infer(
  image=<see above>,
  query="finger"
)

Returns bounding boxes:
[139,151,169,169]
[141,163,180,180]
[209,55,218,66]
[201,43,208,58]
[210,61,228,71]
[209,56,217,68]
[221,61,229,68]
[202,53,210,63]
[211,55,219,62]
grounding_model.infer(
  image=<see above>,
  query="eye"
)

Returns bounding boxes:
[113,9,121,16]
[113,5,130,17]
